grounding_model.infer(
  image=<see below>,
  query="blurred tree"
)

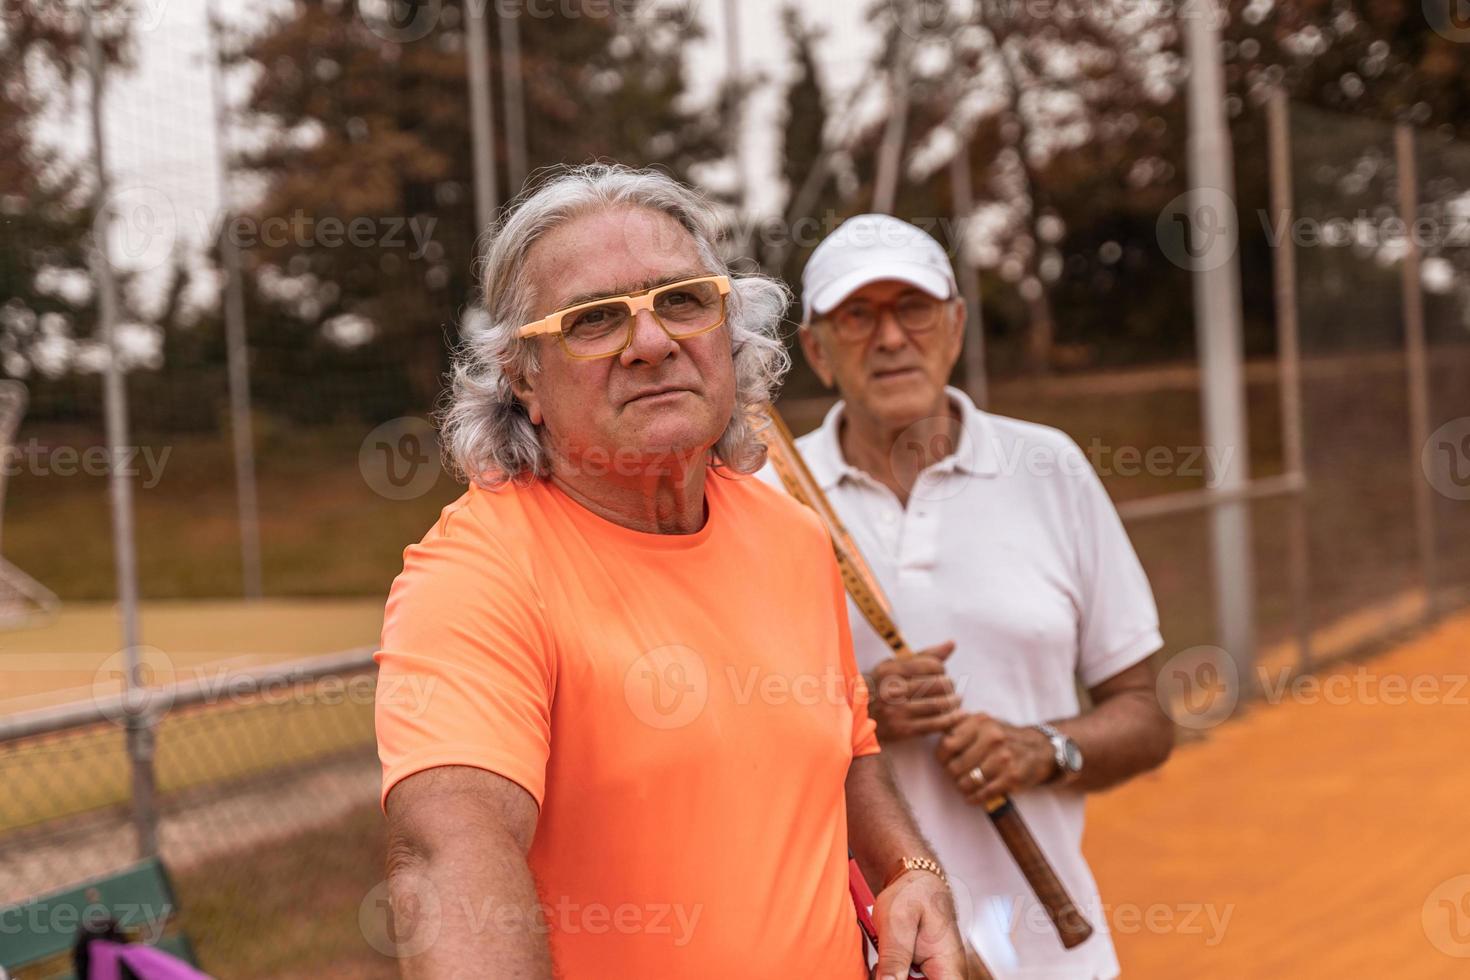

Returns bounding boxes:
[1218,0,1470,353]
[849,0,1468,375]
[227,0,728,416]
[0,2,132,391]
[854,0,1185,374]
[765,6,848,300]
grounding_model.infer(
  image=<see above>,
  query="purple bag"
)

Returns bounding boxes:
[84,941,214,980]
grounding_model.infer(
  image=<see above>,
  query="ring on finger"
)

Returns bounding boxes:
[968,765,984,787]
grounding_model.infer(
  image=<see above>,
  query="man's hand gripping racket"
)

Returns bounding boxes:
[762,406,1094,952]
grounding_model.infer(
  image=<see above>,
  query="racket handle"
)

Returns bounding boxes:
[985,797,1094,948]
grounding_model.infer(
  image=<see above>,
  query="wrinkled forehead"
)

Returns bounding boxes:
[521,205,709,316]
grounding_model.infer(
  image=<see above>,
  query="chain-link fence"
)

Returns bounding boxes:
[1290,101,1470,641]
[0,652,388,976]
[2,1,1468,975]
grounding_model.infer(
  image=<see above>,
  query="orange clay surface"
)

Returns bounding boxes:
[1084,610,1470,978]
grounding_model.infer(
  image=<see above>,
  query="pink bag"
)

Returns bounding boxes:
[84,941,214,980]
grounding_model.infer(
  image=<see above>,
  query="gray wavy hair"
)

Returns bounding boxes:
[440,164,792,485]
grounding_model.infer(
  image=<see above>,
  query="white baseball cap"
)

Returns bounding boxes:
[801,213,958,323]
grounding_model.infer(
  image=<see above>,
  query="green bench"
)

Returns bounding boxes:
[0,859,197,979]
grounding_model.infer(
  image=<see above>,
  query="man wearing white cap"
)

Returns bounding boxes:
[763,214,1175,979]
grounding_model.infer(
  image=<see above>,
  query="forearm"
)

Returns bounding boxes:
[1052,688,1173,792]
[845,752,940,889]
[387,825,553,978]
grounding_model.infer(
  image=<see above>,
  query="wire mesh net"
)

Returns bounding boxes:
[1289,102,1442,642]
[1416,124,1470,592]
[1,3,1467,975]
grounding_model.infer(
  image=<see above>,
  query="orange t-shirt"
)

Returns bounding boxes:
[375,469,878,979]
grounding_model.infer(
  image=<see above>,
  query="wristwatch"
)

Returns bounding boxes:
[1034,722,1084,784]
[883,855,947,890]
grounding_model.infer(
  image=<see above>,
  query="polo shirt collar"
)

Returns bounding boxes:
[804,385,1001,492]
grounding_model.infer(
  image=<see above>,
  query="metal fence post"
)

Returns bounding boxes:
[466,1,500,237]
[1183,0,1257,693]
[499,5,528,195]
[82,6,157,857]
[207,0,264,601]
[950,139,988,409]
[1394,122,1439,622]
[1266,87,1314,670]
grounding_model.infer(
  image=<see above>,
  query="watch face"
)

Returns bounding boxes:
[1063,740,1084,772]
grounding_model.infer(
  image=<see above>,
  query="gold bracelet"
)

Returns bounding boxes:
[883,855,947,890]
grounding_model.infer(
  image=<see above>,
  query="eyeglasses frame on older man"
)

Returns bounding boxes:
[816,289,956,345]
[517,274,733,360]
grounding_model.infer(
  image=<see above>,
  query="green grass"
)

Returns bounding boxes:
[4,422,461,601]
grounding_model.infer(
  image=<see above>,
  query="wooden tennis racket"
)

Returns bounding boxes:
[760,405,1094,951]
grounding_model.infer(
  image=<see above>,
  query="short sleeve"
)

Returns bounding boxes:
[1067,448,1164,689]
[375,506,555,811]
[827,548,881,758]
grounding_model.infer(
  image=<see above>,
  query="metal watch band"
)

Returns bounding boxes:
[883,855,947,891]
[1035,722,1076,780]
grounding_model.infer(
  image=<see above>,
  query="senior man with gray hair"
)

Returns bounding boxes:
[764,214,1175,978]
[373,166,966,980]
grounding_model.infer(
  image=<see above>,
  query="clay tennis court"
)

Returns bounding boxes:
[1085,609,1470,978]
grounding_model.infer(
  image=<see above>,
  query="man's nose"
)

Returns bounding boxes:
[619,308,677,366]
[872,308,909,351]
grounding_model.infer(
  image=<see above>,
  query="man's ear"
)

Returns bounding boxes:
[947,298,968,358]
[798,324,836,390]
[509,371,544,426]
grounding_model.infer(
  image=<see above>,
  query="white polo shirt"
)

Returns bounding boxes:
[758,387,1162,980]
